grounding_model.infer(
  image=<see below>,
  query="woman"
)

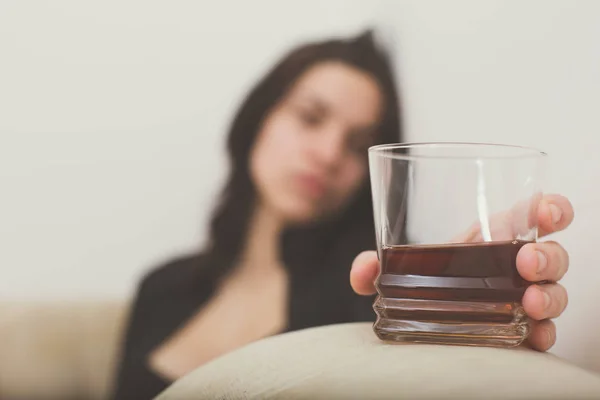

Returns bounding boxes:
[113,30,401,399]
[113,30,574,399]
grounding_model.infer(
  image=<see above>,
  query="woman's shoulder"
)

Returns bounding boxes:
[136,252,214,299]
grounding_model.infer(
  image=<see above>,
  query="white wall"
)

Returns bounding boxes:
[375,0,600,372]
[2,0,599,371]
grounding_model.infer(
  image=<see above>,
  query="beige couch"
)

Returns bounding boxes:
[0,301,129,400]
[159,322,600,399]
[3,303,600,399]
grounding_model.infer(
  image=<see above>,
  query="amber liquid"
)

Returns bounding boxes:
[373,240,532,347]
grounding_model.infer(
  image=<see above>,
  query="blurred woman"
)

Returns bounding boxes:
[114,27,577,400]
[113,30,403,399]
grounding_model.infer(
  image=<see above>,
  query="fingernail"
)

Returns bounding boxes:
[546,329,556,346]
[545,329,554,347]
[543,290,552,309]
[549,204,562,225]
[536,251,547,275]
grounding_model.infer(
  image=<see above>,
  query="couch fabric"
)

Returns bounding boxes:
[0,301,129,400]
[158,322,600,400]
[3,304,600,400]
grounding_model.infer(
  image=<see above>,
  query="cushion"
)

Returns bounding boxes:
[157,322,600,399]
[0,301,129,399]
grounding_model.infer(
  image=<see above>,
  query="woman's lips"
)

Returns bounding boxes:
[294,173,328,199]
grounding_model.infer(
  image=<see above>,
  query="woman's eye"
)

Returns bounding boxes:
[298,109,323,127]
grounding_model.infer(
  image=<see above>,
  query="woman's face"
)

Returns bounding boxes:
[250,61,383,224]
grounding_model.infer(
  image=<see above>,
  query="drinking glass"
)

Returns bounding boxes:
[368,142,546,347]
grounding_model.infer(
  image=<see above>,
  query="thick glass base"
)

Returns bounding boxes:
[373,297,530,348]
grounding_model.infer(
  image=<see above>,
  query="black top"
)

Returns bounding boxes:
[111,247,376,399]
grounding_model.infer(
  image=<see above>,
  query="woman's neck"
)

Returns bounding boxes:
[237,203,285,274]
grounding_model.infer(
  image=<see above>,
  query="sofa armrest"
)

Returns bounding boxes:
[158,322,600,400]
[0,301,129,400]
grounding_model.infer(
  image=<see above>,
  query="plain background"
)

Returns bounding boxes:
[1,0,599,371]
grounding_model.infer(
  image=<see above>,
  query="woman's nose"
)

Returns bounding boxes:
[309,125,345,169]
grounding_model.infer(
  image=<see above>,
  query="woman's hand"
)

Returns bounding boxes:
[350,194,574,352]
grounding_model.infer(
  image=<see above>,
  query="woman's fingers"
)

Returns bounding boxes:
[516,241,569,282]
[527,319,557,352]
[522,283,565,352]
[452,194,574,244]
[537,194,574,238]
[522,283,569,320]
[350,251,379,295]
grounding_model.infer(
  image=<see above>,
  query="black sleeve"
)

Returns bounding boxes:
[111,256,213,400]
[353,292,377,322]
[111,271,173,400]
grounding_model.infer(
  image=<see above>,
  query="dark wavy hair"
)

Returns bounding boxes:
[202,29,403,283]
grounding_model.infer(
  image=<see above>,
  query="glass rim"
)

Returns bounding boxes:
[368,142,547,160]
